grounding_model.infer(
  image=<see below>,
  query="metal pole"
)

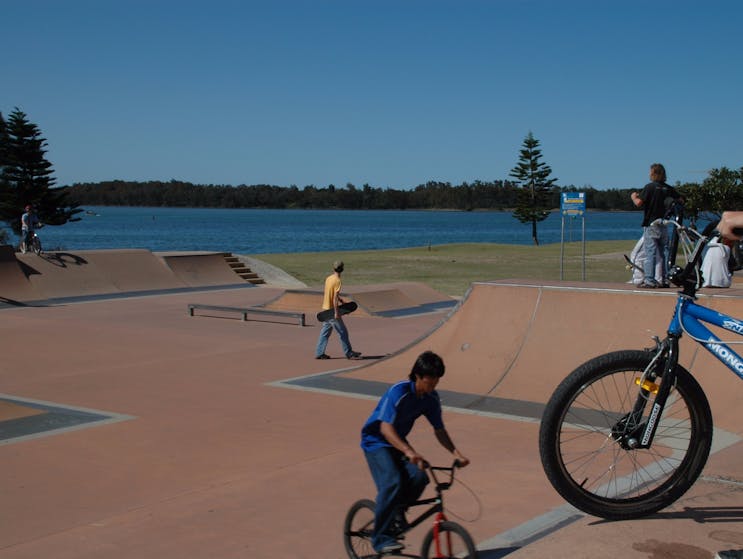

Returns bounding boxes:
[560,215,565,280]
[582,215,586,281]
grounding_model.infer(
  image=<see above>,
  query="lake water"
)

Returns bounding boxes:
[4,206,651,254]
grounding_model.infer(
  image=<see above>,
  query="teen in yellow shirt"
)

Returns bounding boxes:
[315,260,361,360]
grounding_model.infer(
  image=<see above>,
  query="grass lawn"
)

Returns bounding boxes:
[257,240,638,298]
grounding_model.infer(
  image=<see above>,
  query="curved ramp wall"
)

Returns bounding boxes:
[1,249,249,303]
[342,281,743,435]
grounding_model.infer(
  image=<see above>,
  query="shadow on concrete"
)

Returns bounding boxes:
[587,506,743,526]
[0,296,30,307]
[40,252,89,269]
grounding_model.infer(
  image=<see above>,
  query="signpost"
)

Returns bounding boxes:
[560,192,586,280]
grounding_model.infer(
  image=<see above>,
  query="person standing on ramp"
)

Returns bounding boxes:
[315,260,362,360]
[630,163,682,288]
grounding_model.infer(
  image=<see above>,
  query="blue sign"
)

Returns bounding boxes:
[561,192,586,216]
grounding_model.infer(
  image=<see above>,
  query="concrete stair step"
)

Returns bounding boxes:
[221,252,265,284]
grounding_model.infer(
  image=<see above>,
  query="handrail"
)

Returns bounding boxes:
[188,303,305,326]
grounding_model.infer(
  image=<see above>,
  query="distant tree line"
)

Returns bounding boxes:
[66,179,639,212]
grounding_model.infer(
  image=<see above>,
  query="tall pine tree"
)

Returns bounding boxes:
[0,107,80,237]
[509,132,557,245]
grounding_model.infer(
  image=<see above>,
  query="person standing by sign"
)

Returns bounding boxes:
[630,163,682,288]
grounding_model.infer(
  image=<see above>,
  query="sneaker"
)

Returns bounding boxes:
[376,541,404,554]
[347,351,362,360]
[638,281,658,289]
[716,551,743,559]
[315,354,330,360]
[390,516,409,538]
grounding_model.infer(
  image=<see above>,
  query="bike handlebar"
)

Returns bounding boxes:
[425,460,463,490]
[425,459,462,470]
[650,218,728,297]
[650,217,743,239]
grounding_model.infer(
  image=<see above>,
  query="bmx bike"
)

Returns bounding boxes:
[343,461,477,558]
[19,228,42,255]
[539,219,742,520]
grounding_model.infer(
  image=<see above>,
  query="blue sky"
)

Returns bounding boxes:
[3,0,742,190]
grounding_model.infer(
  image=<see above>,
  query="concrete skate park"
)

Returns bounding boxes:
[2,246,743,559]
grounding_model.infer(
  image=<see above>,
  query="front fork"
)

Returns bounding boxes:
[614,335,680,450]
[432,511,450,558]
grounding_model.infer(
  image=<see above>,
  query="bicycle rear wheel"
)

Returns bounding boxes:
[421,521,477,559]
[539,349,712,520]
[343,499,377,559]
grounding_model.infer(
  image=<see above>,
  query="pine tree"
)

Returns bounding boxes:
[509,132,558,245]
[0,107,81,236]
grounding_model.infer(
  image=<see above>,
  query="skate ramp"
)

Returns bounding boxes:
[21,250,187,299]
[351,288,419,313]
[158,252,246,287]
[350,282,457,316]
[0,245,38,303]
[337,280,743,435]
[261,282,454,320]
[260,289,349,318]
[1,250,253,304]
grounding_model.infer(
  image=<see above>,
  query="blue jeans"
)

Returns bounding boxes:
[364,447,428,551]
[643,223,669,284]
[315,317,353,357]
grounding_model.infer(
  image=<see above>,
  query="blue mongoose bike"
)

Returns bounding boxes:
[540,219,740,520]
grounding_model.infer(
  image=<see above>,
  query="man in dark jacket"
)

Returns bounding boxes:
[630,163,682,287]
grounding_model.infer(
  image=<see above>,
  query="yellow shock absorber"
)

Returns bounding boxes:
[635,377,660,394]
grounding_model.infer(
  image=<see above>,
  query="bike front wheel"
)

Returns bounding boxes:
[421,520,477,559]
[539,349,713,520]
[32,236,42,255]
[343,499,376,559]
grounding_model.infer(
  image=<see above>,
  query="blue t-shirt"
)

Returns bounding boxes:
[360,380,444,452]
